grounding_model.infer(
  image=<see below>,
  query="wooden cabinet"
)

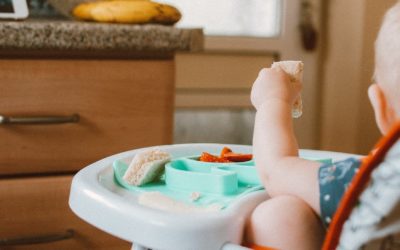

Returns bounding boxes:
[0,176,132,250]
[0,58,175,249]
[175,52,275,108]
[0,59,174,176]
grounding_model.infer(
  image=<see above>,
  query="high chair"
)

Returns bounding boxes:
[321,123,400,250]
[69,143,360,250]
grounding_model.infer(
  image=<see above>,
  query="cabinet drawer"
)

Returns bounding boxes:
[0,175,131,250]
[0,59,174,175]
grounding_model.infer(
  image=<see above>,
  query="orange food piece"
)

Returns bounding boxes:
[199,152,231,163]
[220,146,232,158]
[199,147,253,163]
[223,152,253,162]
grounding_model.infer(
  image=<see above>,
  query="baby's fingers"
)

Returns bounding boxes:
[293,79,303,92]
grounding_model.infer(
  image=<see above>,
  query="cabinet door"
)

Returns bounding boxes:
[0,175,131,250]
[0,59,174,175]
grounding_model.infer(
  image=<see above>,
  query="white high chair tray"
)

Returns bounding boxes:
[69,143,359,250]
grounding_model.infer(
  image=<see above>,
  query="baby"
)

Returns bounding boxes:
[246,2,400,250]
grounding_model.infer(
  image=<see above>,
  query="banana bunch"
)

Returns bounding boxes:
[72,0,181,25]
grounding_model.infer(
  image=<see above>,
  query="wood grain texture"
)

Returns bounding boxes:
[175,52,274,90]
[0,59,174,175]
[0,175,131,250]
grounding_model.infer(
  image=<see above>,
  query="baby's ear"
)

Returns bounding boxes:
[368,83,397,134]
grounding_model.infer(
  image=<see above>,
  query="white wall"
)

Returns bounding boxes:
[320,0,397,154]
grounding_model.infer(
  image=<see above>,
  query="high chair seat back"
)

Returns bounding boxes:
[323,122,400,250]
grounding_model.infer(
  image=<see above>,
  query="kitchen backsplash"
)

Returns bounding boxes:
[28,0,61,17]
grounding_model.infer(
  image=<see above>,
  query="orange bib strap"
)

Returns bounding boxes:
[322,121,400,250]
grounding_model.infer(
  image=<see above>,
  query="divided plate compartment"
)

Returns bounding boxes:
[112,156,263,209]
[165,157,259,195]
[112,153,333,206]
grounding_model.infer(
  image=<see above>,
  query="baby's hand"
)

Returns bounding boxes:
[250,68,302,110]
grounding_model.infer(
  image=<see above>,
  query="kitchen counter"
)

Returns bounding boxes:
[0,19,203,58]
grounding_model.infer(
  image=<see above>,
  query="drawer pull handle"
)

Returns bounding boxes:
[0,114,79,125]
[0,229,74,246]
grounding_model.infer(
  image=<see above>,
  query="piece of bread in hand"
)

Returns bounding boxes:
[271,61,304,118]
[123,149,171,186]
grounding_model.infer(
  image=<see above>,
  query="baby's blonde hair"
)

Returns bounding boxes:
[375,1,400,114]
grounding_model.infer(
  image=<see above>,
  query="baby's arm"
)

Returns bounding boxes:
[251,68,321,214]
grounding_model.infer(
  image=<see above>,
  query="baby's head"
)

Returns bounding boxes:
[370,2,400,134]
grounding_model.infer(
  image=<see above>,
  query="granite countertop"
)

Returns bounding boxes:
[0,19,203,58]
